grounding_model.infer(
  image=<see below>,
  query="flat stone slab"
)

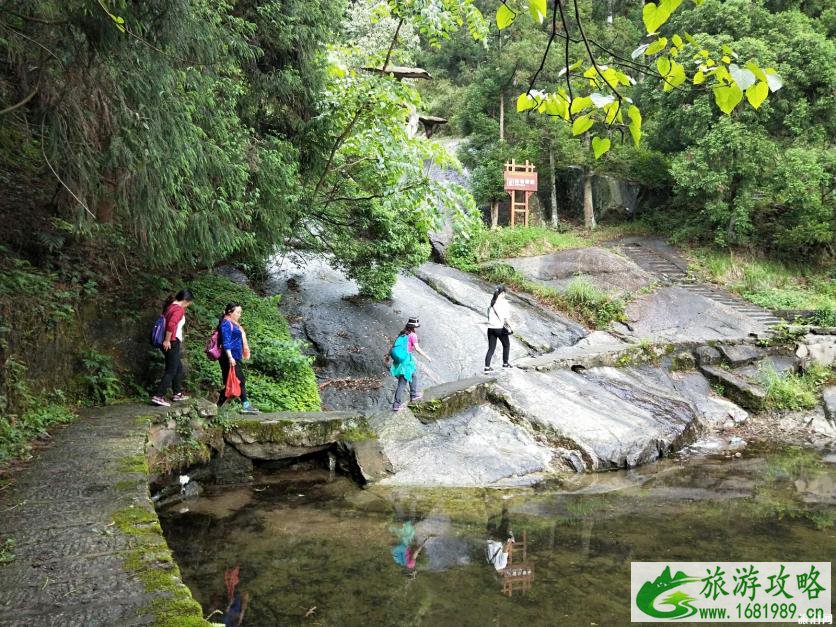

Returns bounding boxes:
[796,333,836,367]
[0,403,204,626]
[498,247,654,297]
[491,366,700,471]
[622,287,771,343]
[224,411,374,460]
[699,365,767,411]
[717,343,764,366]
[415,262,587,351]
[671,371,748,427]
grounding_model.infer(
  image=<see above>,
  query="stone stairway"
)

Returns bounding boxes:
[619,242,784,327]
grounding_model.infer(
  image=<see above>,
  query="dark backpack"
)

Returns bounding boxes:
[150,314,166,348]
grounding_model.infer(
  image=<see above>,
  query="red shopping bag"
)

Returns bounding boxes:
[225,367,241,398]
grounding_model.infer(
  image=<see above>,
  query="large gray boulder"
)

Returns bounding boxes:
[368,404,555,487]
[671,371,748,427]
[499,247,654,297]
[490,366,700,471]
[622,287,771,343]
[415,262,587,352]
[796,333,836,368]
[268,255,529,410]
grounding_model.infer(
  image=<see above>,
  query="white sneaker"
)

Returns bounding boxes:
[151,396,171,407]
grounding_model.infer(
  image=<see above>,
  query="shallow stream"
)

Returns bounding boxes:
[159,444,835,625]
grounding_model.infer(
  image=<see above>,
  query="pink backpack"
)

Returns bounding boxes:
[204,329,222,361]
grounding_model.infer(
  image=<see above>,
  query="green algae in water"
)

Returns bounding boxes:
[158,447,835,626]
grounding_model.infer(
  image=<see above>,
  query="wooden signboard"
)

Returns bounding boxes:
[503,160,538,227]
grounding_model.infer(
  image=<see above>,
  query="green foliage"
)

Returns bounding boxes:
[477,263,625,329]
[687,249,836,313]
[183,274,320,413]
[80,350,122,406]
[758,363,832,410]
[0,358,75,463]
[0,538,15,565]
[448,225,591,269]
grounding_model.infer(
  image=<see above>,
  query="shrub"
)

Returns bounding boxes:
[184,274,320,412]
[80,349,122,406]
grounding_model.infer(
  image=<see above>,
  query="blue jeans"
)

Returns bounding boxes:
[394,371,420,407]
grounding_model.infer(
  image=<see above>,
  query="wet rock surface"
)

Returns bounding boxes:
[0,404,200,627]
[671,371,748,428]
[699,365,767,411]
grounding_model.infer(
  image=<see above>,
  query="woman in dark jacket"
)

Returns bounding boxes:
[217,302,259,414]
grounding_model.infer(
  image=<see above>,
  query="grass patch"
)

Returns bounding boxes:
[758,363,833,410]
[479,264,625,329]
[0,360,76,463]
[0,538,15,565]
[687,249,835,322]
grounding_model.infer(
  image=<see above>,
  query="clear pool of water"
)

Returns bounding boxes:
[159,444,835,626]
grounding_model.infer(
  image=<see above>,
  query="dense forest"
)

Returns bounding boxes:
[0,0,833,458]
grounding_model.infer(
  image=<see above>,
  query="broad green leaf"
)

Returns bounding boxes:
[698,49,710,58]
[572,113,594,136]
[542,94,566,117]
[627,105,642,147]
[693,70,705,85]
[604,101,620,124]
[645,37,668,56]
[569,96,592,114]
[721,55,731,64]
[656,56,671,77]
[671,34,683,49]
[592,136,611,159]
[496,4,515,29]
[746,81,768,109]
[713,83,743,114]
[729,64,756,90]
[643,1,672,33]
[516,92,535,112]
[664,61,686,91]
[764,69,783,92]
[745,61,767,83]
[528,0,547,23]
[721,44,734,55]
[684,32,696,45]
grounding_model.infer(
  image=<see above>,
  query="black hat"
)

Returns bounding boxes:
[406,316,420,328]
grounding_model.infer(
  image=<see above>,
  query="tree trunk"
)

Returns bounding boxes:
[583,169,596,230]
[491,200,499,228]
[549,143,559,227]
[499,93,505,141]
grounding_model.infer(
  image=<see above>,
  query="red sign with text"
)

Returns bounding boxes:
[504,171,538,191]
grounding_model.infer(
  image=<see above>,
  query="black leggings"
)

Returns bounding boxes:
[485,328,510,367]
[155,339,183,396]
[218,354,248,405]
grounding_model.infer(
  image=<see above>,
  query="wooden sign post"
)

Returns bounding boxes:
[503,160,538,227]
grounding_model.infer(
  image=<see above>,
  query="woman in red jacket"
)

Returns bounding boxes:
[151,289,194,407]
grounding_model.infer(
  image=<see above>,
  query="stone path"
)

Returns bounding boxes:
[0,404,205,626]
[616,239,783,327]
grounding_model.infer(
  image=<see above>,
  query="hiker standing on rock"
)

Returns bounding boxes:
[386,317,432,412]
[485,285,514,373]
[152,289,193,407]
[217,303,259,414]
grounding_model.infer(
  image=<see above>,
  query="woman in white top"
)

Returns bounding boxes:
[485,285,513,373]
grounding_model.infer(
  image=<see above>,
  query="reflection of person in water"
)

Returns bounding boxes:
[486,534,515,571]
[223,565,249,627]
[390,521,426,572]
